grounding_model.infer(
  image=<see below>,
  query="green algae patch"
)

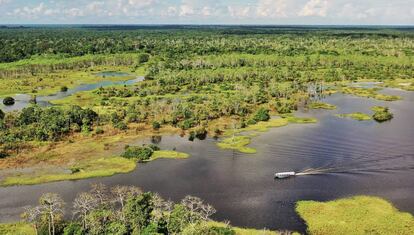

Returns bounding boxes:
[341,87,401,101]
[296,196,414,235]
[148,150,190,161]
[1,157,136,186]
[206,221,281,235]
[281,114,318,124]
[336,113,372,121]
[309,102,337,110]
[217,136,256,154]
[224,118,289,136]
[0,223,35,235]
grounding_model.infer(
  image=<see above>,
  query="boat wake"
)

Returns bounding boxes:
[295,154,414,176]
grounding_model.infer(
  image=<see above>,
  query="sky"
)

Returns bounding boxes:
[0,0,413,25]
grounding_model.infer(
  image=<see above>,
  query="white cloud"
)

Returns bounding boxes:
[299,0,329,17]
[179,4,194,17]
[256,0,287,18]
[228,5,251,18]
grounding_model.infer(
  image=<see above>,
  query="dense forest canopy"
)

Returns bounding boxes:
[1,26,414,63]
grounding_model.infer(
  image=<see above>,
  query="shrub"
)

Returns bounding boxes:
[3,97,15,106]
[60,86,69,92]
[252,108,270,122]
[138,53,150,64]
[95,127,104,135]
[372,107,393,122]
[0,109,4,120]
[152,121,161,130]
[121,146,154,162]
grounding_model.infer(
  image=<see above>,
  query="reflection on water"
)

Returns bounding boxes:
[0,73,144,112]
[0,87,414,233]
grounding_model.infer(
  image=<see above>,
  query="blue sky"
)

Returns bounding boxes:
[1,0,413,25]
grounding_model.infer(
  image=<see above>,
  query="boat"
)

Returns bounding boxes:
[274,172,296,179]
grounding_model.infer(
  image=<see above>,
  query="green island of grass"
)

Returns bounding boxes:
[336,112,372,121]
[148,150,190,161]
[1,157,136,186]
[341,87,401,101]
[309,102,337,110]
[217,136,256,154]
[0,223,36,235]
[280,113,318,124]
[296,196,414,235]
[372,106,394,122]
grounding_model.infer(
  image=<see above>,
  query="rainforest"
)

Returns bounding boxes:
[0,25,413,235]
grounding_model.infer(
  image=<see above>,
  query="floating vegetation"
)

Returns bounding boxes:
[341,87,401,101]
[296,196,414,235]
[217,136,256,154]
[1,157,136,186]
[372,106,393,122]
[149,150,190,161]
[336,113,372,121]
[280,113,318,124]
[309,102,337,110]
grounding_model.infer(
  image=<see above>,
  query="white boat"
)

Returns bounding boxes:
[274,172,296,179]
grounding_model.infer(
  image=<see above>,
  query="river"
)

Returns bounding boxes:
[0,86,413,233]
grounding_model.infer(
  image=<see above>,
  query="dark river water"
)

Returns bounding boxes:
[0,87,414,233]
[0,72,143,112]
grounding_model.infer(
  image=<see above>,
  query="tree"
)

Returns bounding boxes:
[22,206,42,235]
[111,185,142,222]
[90,183,109,206]
[124,192,154,232]
[73,192,98,230]
[39,193,65,235]
[3,96,15,106]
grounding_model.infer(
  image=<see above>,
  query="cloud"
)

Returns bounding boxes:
[299,0,329,17]
[228,5,251,18]
[2,0,413,25]
[256,0,288,18]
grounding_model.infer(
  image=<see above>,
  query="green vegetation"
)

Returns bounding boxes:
[150,150,190,161]
[217,136,256,154]
[341,87,401,101]
[15,184,284,235]
[2,157,136,186]
[372,106,394,122]
[0,223,36,235]
[121,144,160,162]
[2,96,15,105]
[336,113,372,121]
[280,113,318,124]
[309,102,337,110]
[296,196,414,235]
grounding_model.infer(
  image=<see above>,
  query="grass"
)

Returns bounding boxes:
[372,106,393,122]
[382,79,414,91]
[50,90,102,107]
[206,221,282,235]
[224,118,289,136]
[280,114,318,124]
[217,136,257,154]
[341,87,401,101]
[296,196,414,235]
[336,113,372,121]
[0,223,36,235]
[309,102,337,110]
[1,157,136,186]
[148,150,190,161]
